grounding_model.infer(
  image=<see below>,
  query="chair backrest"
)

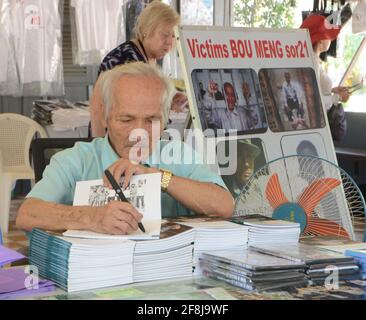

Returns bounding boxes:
[31,137,93,182]
[0,113,48,173]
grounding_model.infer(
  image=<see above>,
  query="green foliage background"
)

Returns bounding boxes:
[233,0,296,28]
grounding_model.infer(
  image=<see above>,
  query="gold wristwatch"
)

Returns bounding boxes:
[160,169,173,192]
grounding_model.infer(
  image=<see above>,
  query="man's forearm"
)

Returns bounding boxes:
[16,198,96,232]
[166,176,234,218]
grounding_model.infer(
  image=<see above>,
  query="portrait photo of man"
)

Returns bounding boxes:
[221,139,265,199]
[191,69,267,135]
[213,82,248,132]
[259,68,325,132]
[282,72,308,129]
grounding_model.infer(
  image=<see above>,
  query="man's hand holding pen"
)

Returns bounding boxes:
[88,201,143,235]
[104,167,147,233]
[80,159,158,236]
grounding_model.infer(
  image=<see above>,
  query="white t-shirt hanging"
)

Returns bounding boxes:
[70,0,125,65]
[0,0,21,95]
[0,0,6,82]
[0,28,9,83]
[9,0,64,95]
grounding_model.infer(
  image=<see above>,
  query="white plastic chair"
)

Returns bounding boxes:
[0,113,47,234]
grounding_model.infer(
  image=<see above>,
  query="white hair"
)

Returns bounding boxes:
[99,62,175,126]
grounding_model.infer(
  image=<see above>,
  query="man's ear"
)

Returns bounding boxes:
[101,104,107,129]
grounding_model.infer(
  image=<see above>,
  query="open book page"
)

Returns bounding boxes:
[63,173,162,240]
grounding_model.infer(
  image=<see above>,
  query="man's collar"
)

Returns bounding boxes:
[101,135,120,170]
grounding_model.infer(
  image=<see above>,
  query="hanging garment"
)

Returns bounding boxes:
[123,0,149,41]
[0,0,21,95]
[7,0,64,96]
[0,22,10,84]
[70,0,125,65]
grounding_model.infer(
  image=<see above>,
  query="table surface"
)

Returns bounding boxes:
[335,147,366,160]
[5,236,366,300]
[18,275,366,301]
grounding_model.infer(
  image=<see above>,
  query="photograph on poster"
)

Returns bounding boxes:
[280,133,342,227]
[191,69,267,136]
[280,133,328,160]
[217,138,267,199]
[259,68,325,132]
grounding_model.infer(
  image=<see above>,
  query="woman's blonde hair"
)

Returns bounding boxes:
[135,1,180,41]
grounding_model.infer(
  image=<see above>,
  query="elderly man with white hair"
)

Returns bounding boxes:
[17,62,234,235]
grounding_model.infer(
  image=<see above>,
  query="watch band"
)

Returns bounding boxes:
[160,169,173,192]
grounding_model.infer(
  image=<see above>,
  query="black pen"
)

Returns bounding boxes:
[104,169,146,233]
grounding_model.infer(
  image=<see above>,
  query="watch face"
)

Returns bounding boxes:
[161,169,172,176]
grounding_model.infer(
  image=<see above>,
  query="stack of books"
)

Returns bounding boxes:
[174,217,249,274]
[199,248,307,291]
[32,100,63,125]
[30,229,135,292]
[316,242,366,280]
[31,99,89,129]
[251,243,361,284]
[230,215,301,246]
[133,221,194,282]
[316,242,366,281]
[30,222,195,292]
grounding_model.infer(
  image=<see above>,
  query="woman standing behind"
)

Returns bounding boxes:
[300,14,350,112]
[90,1,180,137]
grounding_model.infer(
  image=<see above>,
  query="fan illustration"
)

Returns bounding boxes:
[234,155,366,240]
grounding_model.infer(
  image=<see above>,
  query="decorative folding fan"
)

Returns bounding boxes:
[234,155,366,241]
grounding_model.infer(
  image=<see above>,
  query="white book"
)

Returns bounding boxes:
[244,219,300,229]
[177,218,249,230]
[64,173,162,240]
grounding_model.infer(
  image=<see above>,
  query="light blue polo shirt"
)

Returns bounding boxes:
[27,136,228,218]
